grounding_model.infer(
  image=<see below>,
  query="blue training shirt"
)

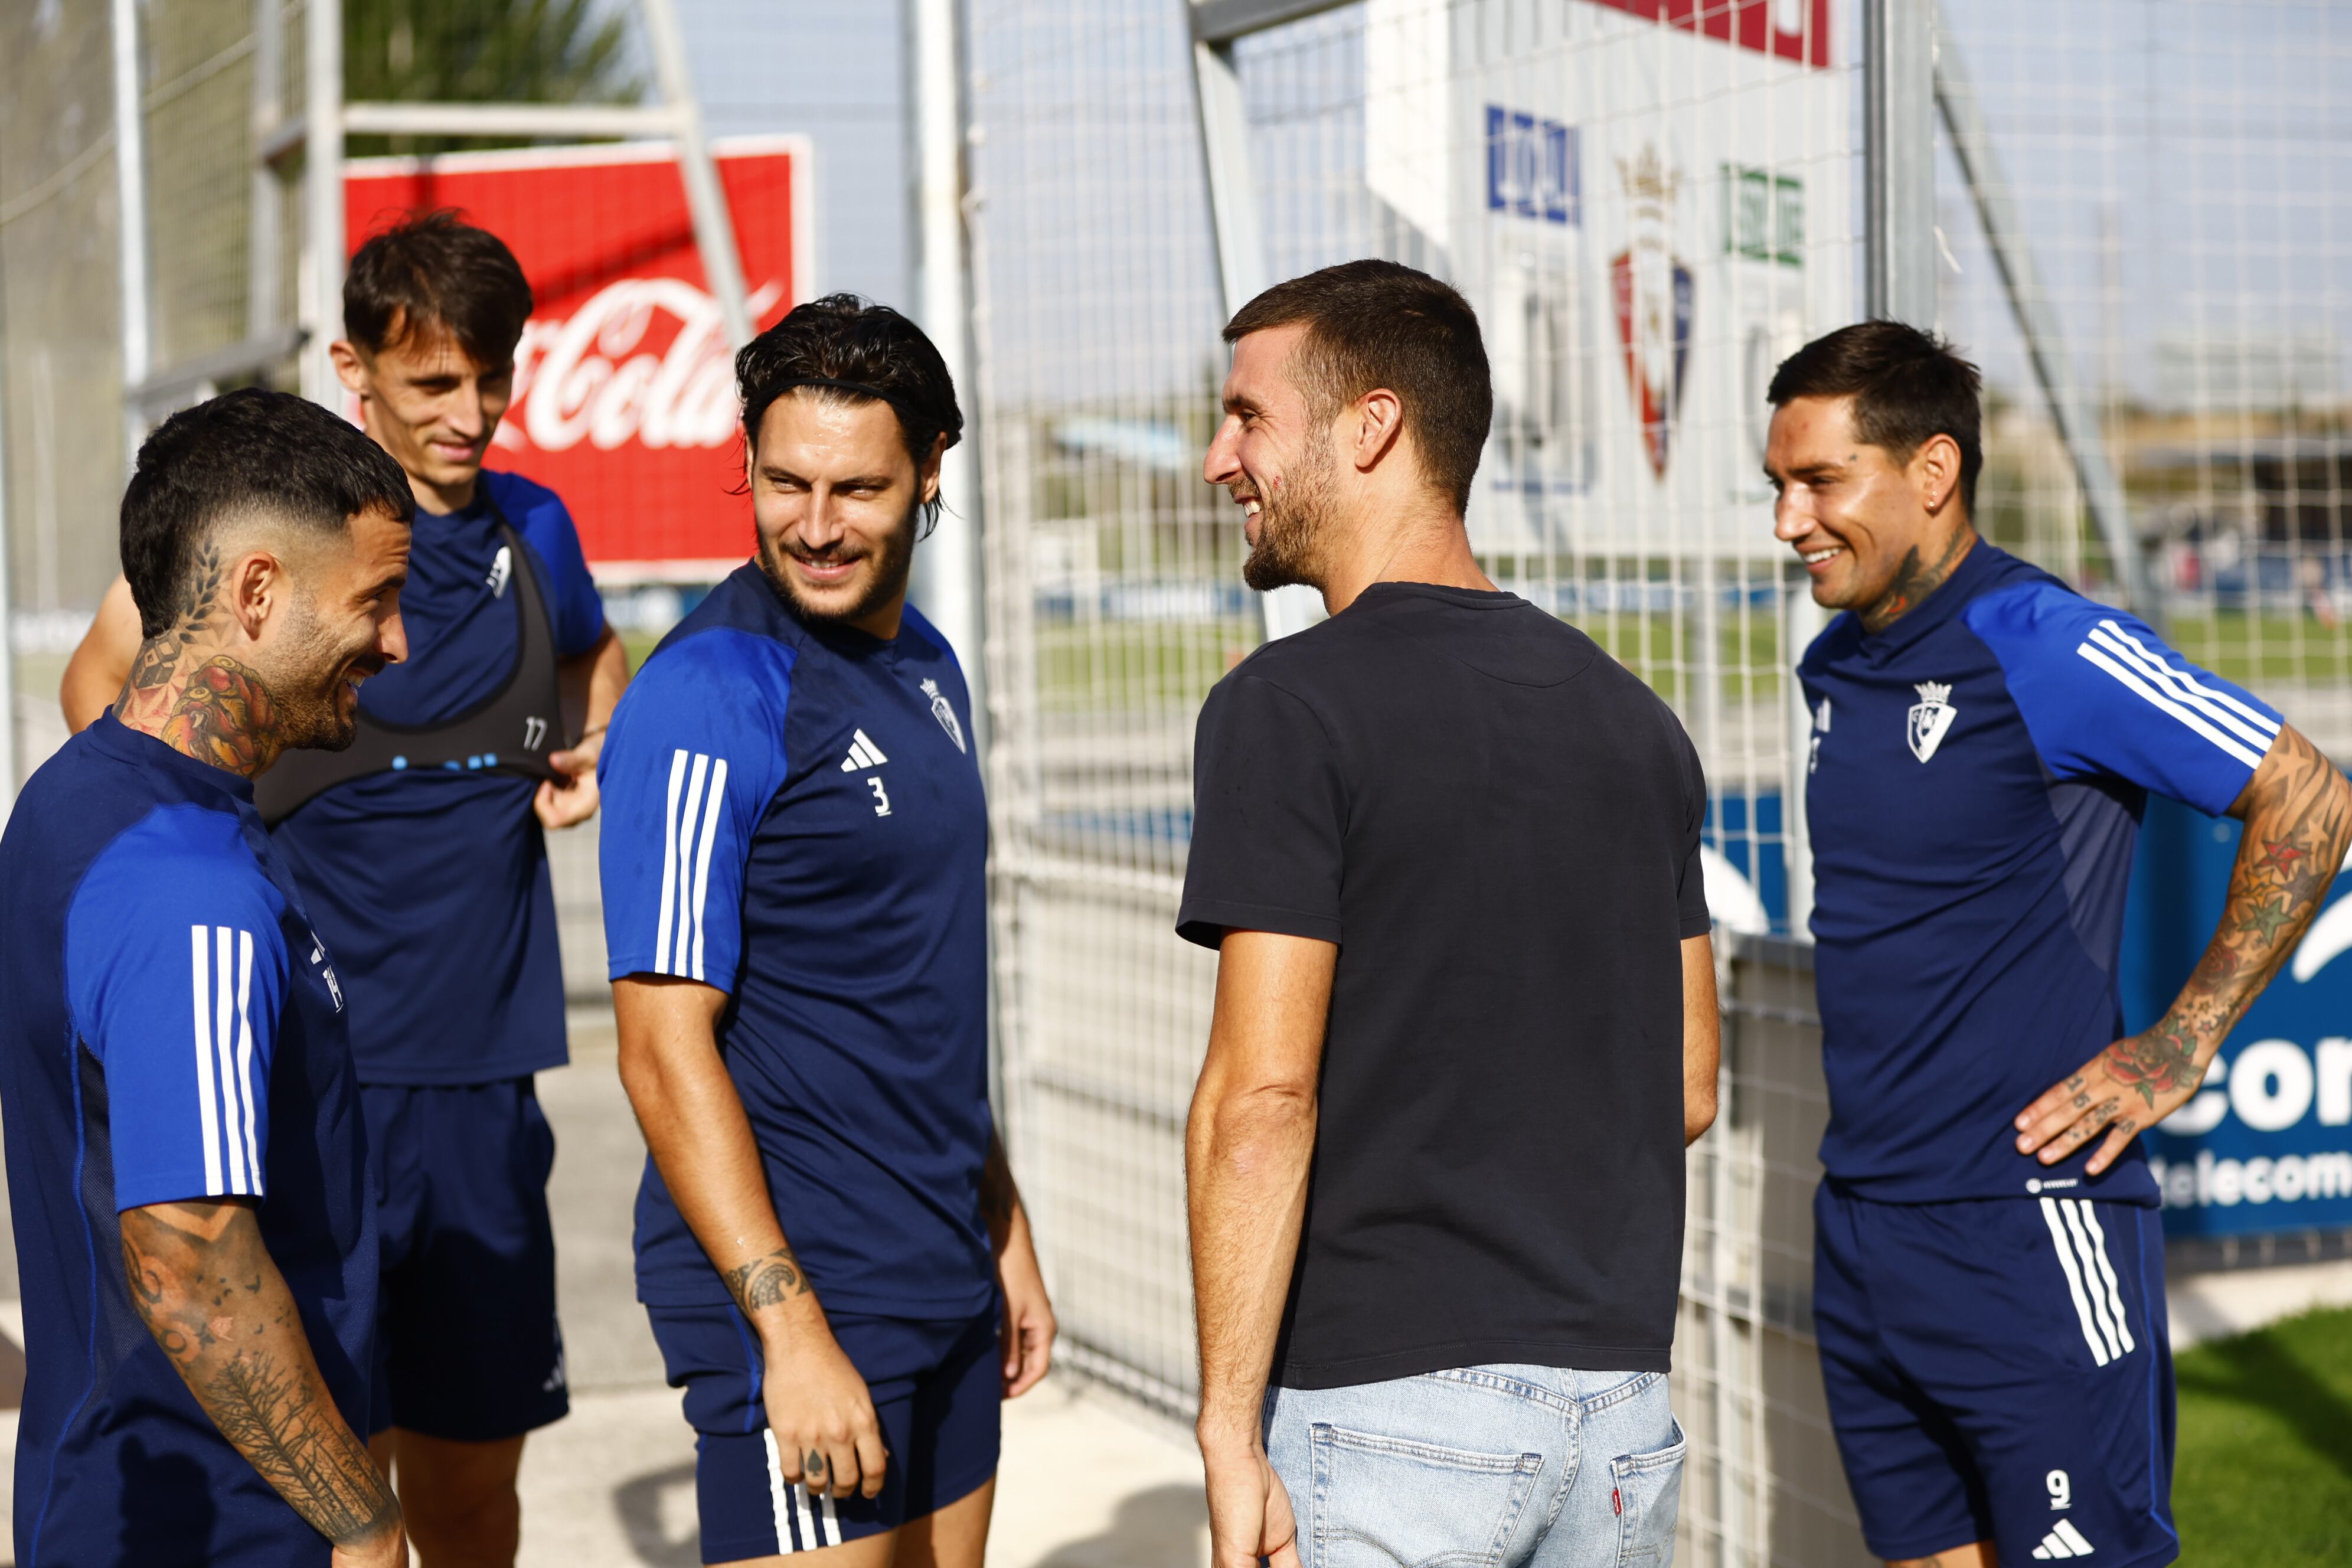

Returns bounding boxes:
[1801,542,2281,1204]
[597,565,995,1317]
[0,716,376,1565]
[273,469,607,1085]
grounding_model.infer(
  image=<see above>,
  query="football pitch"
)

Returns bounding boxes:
[2175,1305,2352,1564]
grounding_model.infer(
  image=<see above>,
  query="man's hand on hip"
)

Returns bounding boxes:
[2016,1030,2206,1176]
[1201,1439,1300,1568]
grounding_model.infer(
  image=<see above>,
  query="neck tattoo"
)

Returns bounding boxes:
[113,547,293,777]
[1860,528,1975,633]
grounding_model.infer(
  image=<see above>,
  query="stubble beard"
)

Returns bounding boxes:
[266,592,371,752]
[1240,429,1335,594]
[757,503,920,627]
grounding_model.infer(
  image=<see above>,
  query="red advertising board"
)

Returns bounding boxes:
[344,135,811,578]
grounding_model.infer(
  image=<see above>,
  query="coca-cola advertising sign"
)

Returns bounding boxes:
[345,135,811,576]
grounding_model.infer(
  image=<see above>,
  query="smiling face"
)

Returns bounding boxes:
[1765,393,1969,623]
[333,318,512,513]
[259,505,412,750]
[1204,323,1341,593]
[749,391,940,637]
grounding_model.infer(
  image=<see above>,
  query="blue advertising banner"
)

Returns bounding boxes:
[2123,790,2352,1237]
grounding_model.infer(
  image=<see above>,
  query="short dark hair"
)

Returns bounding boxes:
[120,388,416,639]
[1767,320,1984,515]
[734,295,965,530]
[1222,259,1492,513]
[344,210,534,365]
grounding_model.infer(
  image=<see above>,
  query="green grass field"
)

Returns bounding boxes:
[2173,1305,2352,1564]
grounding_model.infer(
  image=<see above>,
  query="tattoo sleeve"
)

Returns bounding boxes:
[721,1243,812,1314]
[120,1200,396,1547]
[2111,724,2352,1106]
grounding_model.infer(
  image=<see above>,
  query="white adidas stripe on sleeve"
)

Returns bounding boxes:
[213,925,247,1196]
[188,923,264,1198]
[688,758,728,982]
[190,925,224,1196]
[2073,639,2269,772]
[231,927,262,1194]
[651,748,730,981]
[2088,621,2277,753]
[654,749,690,976]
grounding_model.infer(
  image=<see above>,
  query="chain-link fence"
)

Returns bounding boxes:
[966,2,2352,1564]
[8,2,2352,1562]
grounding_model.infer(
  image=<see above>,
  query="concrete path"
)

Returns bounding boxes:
[522,1013,1209,1567]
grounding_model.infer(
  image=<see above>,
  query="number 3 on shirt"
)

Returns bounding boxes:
[867,777,892,818]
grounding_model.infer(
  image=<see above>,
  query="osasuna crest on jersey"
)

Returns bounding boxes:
[922,678,967,754]
[1907,682,1957,763]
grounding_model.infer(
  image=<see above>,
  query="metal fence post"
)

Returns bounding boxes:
[112,0,153,460]
[303,0,344,407]
[1862,0,1936,328]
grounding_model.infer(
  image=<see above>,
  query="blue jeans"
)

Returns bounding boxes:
[1264,1366,1686,1568]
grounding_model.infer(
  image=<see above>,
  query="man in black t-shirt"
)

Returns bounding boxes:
[1180,260,1719,1566]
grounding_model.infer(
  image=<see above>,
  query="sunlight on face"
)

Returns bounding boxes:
[749,391,935,631]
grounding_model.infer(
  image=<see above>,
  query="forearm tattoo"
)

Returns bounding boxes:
[723,1244,812,1314]
[2106,726,2352,1111]
[120,1204,394,1546]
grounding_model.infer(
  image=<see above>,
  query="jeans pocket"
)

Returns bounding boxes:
[1308,1422,1543,1568]
[1609,1418,1687,1566]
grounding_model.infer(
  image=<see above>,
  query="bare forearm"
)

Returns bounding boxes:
[613,979,823,1335]
[2134,727,2352,1101]
[1682,932,1720,1145]
[561,626,631,743]
[120,1202,395,1547]
[1187,1082,1316,1442]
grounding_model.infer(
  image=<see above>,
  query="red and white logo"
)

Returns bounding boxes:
[345,135,811,578]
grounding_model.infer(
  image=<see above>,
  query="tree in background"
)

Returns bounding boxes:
[345,0,644,157]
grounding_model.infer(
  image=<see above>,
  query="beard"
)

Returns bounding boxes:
[266,592,377,752]
[757,501,921,627]
[1240,429,1336,593]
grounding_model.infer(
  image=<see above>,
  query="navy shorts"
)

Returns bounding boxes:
[1814,1182,2177,1566]
[648,1299,1002,1562]
[365,1077,569,1442]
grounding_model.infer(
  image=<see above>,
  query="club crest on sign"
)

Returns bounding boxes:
[1907,682,1957,763]
[1609,145,1693,480]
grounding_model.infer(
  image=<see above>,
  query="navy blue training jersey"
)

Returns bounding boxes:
[597,566,994,1318]
[0,716,376,1565]
[1801,543,2281,1203]
[274,470,606,1085]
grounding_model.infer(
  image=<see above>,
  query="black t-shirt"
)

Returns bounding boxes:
[1178,582,1710,1389]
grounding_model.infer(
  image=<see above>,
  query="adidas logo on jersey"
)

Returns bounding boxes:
[839,730,889,772]
[2031,1518,2096,1557]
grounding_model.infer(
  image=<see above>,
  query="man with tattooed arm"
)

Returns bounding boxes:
[0,390,413,1564]
[1767,322,2352,1568]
